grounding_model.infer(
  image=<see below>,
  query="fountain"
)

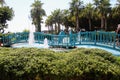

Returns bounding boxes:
[43,38,49,48]
[28,28,34,45]
[27,25,49,48]
[12,34,49,48]
[11,30,120,55]
[12,25,49,48]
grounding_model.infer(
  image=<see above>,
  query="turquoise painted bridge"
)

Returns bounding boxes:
[2,31,120,51]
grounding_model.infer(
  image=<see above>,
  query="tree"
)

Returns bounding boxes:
[93,0,111,30]
[69,0,83,32]
[0,0,14,33]
[81,3,94,30]
[45,15,54,33]
[61,9,70,32]
[31,0,46,32]
[110,0,120,28]
[54,9,62,33]
[0,0,5,7]
[113,0,120,16]
[117,0,120,5]
[50,9,63,33]
[0,6,14,33]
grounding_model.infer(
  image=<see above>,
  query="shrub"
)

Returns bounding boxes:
[0,47,120,80]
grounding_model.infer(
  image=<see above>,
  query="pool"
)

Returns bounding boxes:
[11,43,49,48]
[77,45,120,56]
[12,43,120,56]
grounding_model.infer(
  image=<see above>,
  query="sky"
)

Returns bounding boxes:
[5,0,116,32]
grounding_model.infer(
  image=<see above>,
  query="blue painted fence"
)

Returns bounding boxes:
[2,31,120,51]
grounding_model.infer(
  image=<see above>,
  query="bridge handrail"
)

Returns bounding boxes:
[2,31,120,51]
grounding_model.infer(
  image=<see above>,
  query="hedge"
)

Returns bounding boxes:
[0,47,120,80]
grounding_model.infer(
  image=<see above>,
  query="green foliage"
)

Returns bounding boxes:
[117,56,120,60]
[45,0,120,31]
[0,6,14,33]
[22,29,29,33]
[0,48,120,80]
[30,0,46,32]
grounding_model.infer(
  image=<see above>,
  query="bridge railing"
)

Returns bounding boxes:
[77,31,96,45]
[2,32,29,45]
[34,32,52,44]
[49,34,76,48]
[96,31,116,48]
[116,34,120,49]
[76,31,120,50]
[2,31,120,50]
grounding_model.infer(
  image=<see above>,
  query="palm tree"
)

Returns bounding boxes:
[111,0,120,27]
[51,9,63,33]
[61,9,70,32]
[117,0,120,4]
[0,0,5,7]
[69,0,83,32]
[30,0,46,32]
[93,0,111,30]
[81,3,94,30]
[45,15,54,33]
[115,0,120,14]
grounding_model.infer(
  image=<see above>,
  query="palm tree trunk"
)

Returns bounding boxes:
[88,18,92,31]
[76,16,79,31]
[51,24,53,34]
[38,22,41,32]
[35,25,38,32]
[65,25,69,32]
[36,17,41,32]
[105,17,107,31]
[58,23,60,33]
[55,23,57,34]
[75,7,79,32]
[48,26,50,33]
[35,24,41,32]
[76,12,79,32]
[101,17,104,30]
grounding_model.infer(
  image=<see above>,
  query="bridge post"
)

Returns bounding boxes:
[79,32,81,44]
[74,34,76,47]
[2,35,5,46]
[66,35,69,49]
[113,32,116,49]
[94,30,96,45]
